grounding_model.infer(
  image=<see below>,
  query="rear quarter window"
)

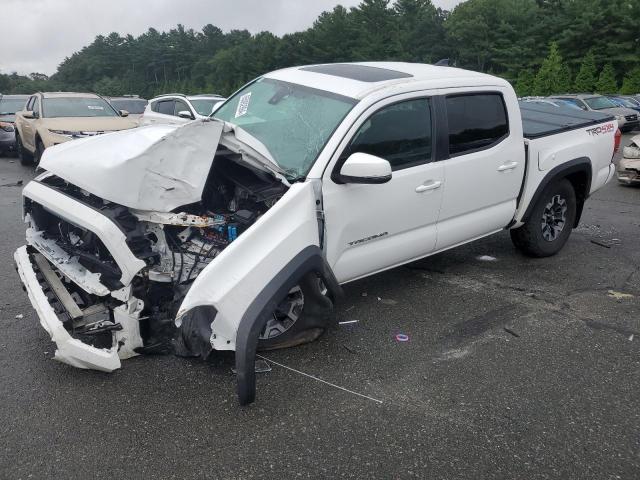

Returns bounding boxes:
[446,93,509,156]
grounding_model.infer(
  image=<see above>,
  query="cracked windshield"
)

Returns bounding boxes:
[215,77,356,180]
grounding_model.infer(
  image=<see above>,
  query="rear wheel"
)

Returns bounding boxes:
[16,132,33,166]
[510,179,577,257]
[258,273,333,351]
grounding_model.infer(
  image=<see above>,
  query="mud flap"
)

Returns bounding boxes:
[235,245,342,406]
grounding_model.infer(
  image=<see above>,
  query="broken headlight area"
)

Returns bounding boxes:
[19,150,288,367]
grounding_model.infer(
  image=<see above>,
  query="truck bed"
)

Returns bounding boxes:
[520,102,614,139]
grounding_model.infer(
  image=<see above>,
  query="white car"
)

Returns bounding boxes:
[14,62,618,405]
[140,93,225,125]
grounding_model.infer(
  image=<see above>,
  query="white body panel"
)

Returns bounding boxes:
[176,182,320,350]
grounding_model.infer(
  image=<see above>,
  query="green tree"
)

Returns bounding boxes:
[620,67,640,95]
[595,63,618,94]
[533,42,566,96]
[574,51,597,92]
[514,69,535,97]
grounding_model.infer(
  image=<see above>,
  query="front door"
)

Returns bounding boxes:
[323,95,444,283]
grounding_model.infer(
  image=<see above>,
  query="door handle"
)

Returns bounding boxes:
[415,180,442,193]
[497,161,518,171]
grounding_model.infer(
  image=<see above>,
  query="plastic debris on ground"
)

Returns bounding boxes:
[395,333,410,342]
[607,290,634,300]
[339,320,359,326]
[231,359,271,375]
[629,334,634,342]
[15,314,23,319]
[476,255,497,262]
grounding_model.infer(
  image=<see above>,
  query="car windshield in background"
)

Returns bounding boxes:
[613,98,636,108]
[584,97,618,110]
[0,98,27,114]
[43,97,119,118]
[190,99,221,116]
[214,78,357,178]
[109,99,147,114]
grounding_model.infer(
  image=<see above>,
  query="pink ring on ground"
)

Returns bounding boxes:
[395,333,409,342]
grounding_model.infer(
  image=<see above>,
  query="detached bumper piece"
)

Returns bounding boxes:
[14,246,142,371]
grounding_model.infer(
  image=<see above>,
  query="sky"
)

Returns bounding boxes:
[0,0,462,76]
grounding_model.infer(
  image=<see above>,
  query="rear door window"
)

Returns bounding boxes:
[345,98,432,171]
[446,93,508,156]
[155,100,175,115]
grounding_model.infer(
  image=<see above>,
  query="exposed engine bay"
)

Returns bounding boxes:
[21,146,288,360]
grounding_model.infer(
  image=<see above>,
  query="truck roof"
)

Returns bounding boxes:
[265,62,507,100]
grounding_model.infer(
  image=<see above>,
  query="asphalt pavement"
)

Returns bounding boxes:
[0,140,639,479]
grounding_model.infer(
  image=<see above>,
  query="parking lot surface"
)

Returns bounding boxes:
[0,140,639,479]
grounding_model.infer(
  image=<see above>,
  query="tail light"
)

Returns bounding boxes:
[614,128,622,154]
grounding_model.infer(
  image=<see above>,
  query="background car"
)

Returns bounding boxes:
[550,94,639,132]
[14,92,138,165]
[520,97,583,110]
[606,95,640,114]
[618,134,640,185]
[140,93,226,125]
[106,95,148,122]
[0,94,29,155]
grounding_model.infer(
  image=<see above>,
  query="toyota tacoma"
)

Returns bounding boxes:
[14,63,619,405]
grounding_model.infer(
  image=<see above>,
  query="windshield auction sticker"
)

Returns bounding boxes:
[235,92,251,118]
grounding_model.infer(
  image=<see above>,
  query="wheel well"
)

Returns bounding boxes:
[521,158,592,228]
[563,169,590,227]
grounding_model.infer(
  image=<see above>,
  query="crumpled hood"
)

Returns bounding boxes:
[39,120,224,212]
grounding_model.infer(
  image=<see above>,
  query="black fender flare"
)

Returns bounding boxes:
[235,245,343,406]
[520,157,592,228]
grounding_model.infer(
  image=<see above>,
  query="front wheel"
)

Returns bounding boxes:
[34,139,45,166]
[510,179,577,257]
[258,273,334,351]
[16,132,33,166]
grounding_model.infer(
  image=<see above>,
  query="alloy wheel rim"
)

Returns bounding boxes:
[259,286,304,340]
[541,194,567,242]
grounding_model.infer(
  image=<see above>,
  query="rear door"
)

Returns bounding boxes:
[144,99,177,125]
[435,89,525,250]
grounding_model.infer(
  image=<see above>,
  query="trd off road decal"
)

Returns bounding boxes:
[586,123,615,136]
[348,232,388,246]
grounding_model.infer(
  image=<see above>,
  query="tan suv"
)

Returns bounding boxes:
[14,92,138,165]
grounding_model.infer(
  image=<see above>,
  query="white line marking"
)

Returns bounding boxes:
[257,354,383,405]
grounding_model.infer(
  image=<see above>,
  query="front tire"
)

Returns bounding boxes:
[510,179,577,257]
[258,273,334,351]
[16,132,34,166]
[34,139,45,166]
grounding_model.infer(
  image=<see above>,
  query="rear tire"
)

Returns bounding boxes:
[257,273,334,351]
[16,132,33,166]
[510,179,577,257]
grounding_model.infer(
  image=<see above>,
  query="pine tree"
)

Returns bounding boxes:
[533,42,566,96]
[595,63,618,94]
[574,51,597,93]
[515,69,535,97]
[620,67,640,95]
[558,64,572,93]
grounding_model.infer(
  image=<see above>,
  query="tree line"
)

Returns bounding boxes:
[1,0,639,99]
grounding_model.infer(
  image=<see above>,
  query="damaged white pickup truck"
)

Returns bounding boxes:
[14,63,619,405]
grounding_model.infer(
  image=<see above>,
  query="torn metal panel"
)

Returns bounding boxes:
[39,120,224,212]
[176,182,320,351]
[22,181,147,285]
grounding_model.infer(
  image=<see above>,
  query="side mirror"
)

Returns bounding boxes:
[334,152,392,184]
[177,110,194,119]
[22,110,35,119]
[119,109,129,117]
